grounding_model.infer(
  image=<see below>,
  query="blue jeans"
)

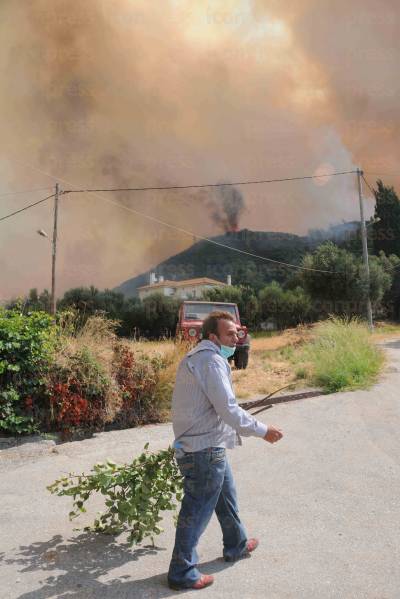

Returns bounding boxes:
[167,447,248,588]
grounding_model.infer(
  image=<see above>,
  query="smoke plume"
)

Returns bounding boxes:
[209,186,245,232]
[0,0,399,298]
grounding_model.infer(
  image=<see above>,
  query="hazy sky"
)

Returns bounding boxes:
[1,0,399,298]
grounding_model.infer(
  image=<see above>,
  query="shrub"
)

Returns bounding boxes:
[0,309,194,437]
[0,308,57,435]
[46,314,120,435]
[111,344,169,428]
[47,346,110,434]
[302,316,384,392]
[0,386,38,435]
[47,314,177,435]
[258,282,314,329]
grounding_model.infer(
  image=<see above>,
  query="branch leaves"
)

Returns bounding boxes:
[47,443,183,546]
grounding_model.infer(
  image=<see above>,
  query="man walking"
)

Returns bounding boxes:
[167,311,283,591]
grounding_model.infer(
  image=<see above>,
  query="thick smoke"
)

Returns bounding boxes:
[0,0,399,298]
[209,186,245,232]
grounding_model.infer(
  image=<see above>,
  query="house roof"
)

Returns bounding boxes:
[138,277,227,291]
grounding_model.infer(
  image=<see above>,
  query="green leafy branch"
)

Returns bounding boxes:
[47,443,183,546]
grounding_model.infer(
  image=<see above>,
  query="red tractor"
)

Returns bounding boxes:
[176,300,250,369]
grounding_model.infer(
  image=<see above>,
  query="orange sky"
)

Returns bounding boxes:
[1,0,399,298]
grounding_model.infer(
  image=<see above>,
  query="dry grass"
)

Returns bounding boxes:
[133,318,398,400]
[371,321,400,342]
[127,338,176,357]
[234,321,400,398]
[133,326,315,401]
[126,339,189,394]
[232,326,314,399]
[56,314,117,378]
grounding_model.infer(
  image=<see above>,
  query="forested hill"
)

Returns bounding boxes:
[114,228,330,297]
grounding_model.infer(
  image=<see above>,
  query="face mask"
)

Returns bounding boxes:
[219,344,236,359]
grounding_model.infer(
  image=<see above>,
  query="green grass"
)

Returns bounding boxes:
[279,346,295,360]
[301,317,384,392]
[260,349,274,359]
[294,366,308,380]
[251,330,281,339]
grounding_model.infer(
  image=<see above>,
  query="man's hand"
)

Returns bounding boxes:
[264,425,283,444]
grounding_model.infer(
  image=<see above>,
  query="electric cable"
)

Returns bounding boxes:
[362,175,376,196]
[2,161,357,274]
[82,189,340,274]
[0,193,56,223]
[61,170,357,194]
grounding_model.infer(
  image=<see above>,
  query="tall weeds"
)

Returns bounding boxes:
[302,316,384,392]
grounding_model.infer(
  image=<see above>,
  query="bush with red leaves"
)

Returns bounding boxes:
[45,346,110,436]
[48,378,104,435]
[112,344,163,428]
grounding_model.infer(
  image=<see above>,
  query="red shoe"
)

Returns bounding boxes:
[246,538,259,554]
[168,574,214,591]
[224,538,259,562]
[192,574,214,590]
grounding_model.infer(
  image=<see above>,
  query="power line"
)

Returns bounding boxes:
[0,193,56,222]
[5,165,400,286]
[362,174,376,196]
[2,161,352,274]
[84,190,338,274]
[0,187,53,198]
[61,170,357,194]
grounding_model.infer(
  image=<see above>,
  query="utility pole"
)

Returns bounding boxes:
[50,183,59,316]
[357,168,373,329]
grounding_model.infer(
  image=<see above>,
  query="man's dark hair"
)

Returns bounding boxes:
[202,310,235,339]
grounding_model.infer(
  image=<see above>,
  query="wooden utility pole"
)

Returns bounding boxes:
[357,168,373,329]
[50,183,59,315]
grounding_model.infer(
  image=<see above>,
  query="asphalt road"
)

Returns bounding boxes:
[1,340,400,599]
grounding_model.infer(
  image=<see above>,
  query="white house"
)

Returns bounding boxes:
[137,274,230,300]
